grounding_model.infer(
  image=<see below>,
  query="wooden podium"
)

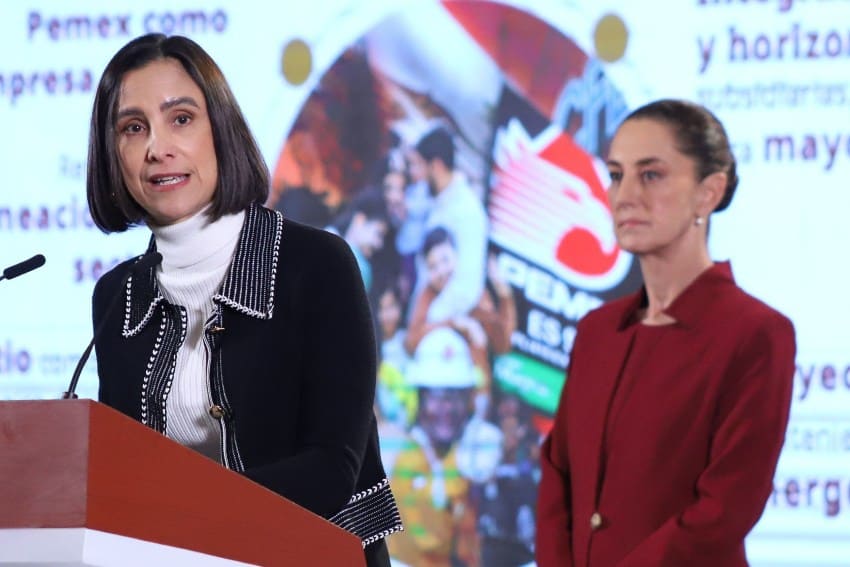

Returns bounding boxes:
[0,399,365,566]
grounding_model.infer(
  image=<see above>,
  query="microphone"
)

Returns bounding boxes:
[0,254,46,282]
[62,251,163,400]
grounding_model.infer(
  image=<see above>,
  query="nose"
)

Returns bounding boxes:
[611,173,639,210]
[145,130,175,162]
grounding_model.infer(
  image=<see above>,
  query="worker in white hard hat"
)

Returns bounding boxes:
[388,327,502,567]
[403,226,517,422]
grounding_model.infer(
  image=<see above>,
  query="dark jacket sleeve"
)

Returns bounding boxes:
[242,229,378,517]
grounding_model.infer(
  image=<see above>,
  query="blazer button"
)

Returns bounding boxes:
[209,404,226,419]
[590,511,603,530]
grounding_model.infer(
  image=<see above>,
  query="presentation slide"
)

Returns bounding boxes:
[1,1,846,565]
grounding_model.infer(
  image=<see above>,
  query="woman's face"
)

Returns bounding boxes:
[115,58,218,226]
[406,150,427,183]
[377,288,402,337]
[425,240,457,292]
[605,118,708,257]
[382,170,407,222]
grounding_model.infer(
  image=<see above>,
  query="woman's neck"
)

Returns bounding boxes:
[638,245,713,325]
[151,206,244,272]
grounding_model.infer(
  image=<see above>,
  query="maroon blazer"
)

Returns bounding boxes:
[536,263,795,567]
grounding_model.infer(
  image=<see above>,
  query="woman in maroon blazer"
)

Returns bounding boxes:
[536,99,795,567]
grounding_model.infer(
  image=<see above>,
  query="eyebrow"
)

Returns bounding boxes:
[606,157,664,168]
[115,96,201,121]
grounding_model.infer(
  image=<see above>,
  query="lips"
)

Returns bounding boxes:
[145,173,190,192]
[617,219,646,228]
[149,174,188,185]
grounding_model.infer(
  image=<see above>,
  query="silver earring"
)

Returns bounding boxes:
[695,217,704,226]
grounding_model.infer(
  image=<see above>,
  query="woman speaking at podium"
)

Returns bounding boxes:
[536,99,796,567]
[85,33,402,566]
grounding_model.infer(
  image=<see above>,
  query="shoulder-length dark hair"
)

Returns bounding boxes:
[624,99,738,212]
[87,33,269,232]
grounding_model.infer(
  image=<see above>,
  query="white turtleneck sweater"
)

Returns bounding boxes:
[150,207,245,462]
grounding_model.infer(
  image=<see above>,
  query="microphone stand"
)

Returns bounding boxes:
[62,252,162,399]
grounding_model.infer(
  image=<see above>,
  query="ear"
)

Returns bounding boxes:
[697,171,726,217]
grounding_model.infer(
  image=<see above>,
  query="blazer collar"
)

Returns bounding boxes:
[615,261,736,331]
[122,203,283,337]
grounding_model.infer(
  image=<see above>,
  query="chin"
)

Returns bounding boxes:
[619,243,657,258]
[152,213,183,226]
[614,238,640,254]
[616,231,658,252]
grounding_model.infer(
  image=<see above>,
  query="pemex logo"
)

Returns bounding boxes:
[489,119,632,291]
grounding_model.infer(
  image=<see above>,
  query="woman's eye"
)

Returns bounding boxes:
[641,170,659,181]
[608,171,622,182]
[120,122,144,134]
[175,113,192,125]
